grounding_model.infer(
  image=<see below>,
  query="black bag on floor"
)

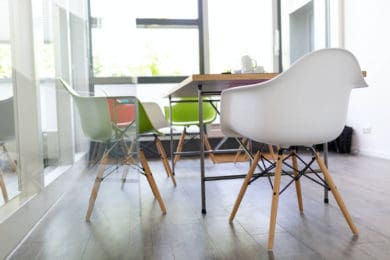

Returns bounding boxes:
[329,125,353,153]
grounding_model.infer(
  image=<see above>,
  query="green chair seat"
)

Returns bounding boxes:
[164,97,218,165]
[164,97,217,126]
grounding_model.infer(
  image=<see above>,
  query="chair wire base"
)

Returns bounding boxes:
[229,145,358,251]
[246,146,331,194]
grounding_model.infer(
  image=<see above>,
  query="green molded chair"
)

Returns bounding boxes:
[164,98,218,165]
[59,78,167,221]
[111,99,176,186]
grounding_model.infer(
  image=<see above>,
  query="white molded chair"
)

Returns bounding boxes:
[220,48,367,250]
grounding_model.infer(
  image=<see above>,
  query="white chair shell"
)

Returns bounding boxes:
[220,48,367,147]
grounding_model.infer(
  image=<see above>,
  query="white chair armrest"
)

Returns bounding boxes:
[142,102,169,130]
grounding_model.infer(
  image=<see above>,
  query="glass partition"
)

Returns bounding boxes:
[0,0,20,206]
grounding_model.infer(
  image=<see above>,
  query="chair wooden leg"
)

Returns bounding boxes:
[139,149,167,214]
[126,141,136,159]
[154,137,169,178]
[121,164,130,184]
[268,144,278,161]
[292,152,303,212]
[268,154,284,250]
[315,152,358,235]
[85,150,109,221]
[88,142,101,167]
[0,169,9,202]
[122,142,138,188]
[203,132,216,164]
[2,144,16,172]
[155,137,176,186]
[229,151,261,223]
[243,141,251,161]
[174,128,186,165]
[119,139,129,159]
[233,138,248,163]
[121,141,136,182]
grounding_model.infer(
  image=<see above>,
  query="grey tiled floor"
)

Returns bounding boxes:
[7,153,390,259]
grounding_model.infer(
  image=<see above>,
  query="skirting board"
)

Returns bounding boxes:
[357,148,390,160]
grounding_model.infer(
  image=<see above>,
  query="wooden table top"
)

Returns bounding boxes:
[163,71,367,98]
[163,73,278,97]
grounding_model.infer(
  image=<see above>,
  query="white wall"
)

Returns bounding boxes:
[344,0,390,158]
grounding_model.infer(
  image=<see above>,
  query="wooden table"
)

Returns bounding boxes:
[164,73,330,214]
[164,73,283,213]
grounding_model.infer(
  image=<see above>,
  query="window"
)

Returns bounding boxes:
[207,0,275,73]
[280,0,328,69]
[89,0,200,82]
[135,28,199,76]
[136,0,198,19]
[89,0,332,82]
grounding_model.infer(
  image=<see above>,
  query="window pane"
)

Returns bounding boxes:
[135,28,199,76]
[92,27,199,77]
[90,1,199,77]
[208,0,274,73]
[91,1,137,77]
[280,0,326,69]
[136,0,198,19]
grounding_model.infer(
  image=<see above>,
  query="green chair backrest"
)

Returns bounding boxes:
[59,79,113,142]
[107,98,159,135]
[164,97,217,126]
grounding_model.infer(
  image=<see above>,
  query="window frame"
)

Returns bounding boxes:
[87,0,205,85]
[87,0,334,86]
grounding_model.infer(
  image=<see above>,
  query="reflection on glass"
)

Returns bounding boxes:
[0,92,19,206]
[208,0,274,73]
[0,0,20,206]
